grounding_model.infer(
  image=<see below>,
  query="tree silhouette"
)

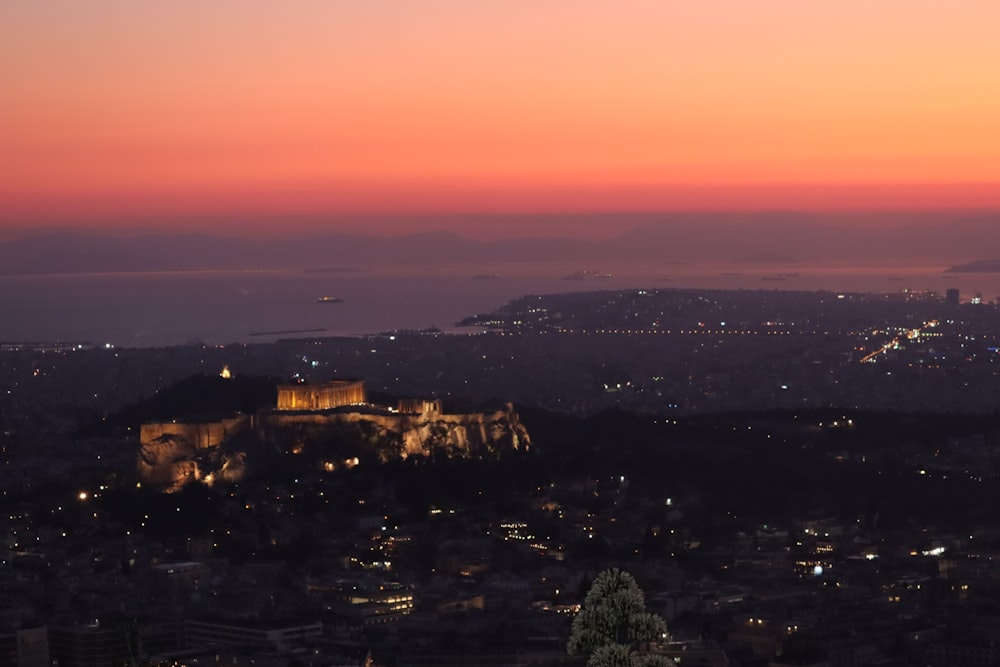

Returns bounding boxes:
[567,568,675,667]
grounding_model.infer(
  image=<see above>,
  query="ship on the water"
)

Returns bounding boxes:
[317,296,344,303]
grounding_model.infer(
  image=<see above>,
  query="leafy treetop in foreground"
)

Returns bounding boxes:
[567,568,674,667]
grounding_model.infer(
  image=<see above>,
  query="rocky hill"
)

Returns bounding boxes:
[138,403,530,493]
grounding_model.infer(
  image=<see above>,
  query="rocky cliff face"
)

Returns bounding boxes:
[138,405,530,491]
[137,416,251,492]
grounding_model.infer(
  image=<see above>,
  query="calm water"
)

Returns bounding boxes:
[1,260,995,347]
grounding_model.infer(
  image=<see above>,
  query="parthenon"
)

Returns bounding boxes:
[276,379,366,411]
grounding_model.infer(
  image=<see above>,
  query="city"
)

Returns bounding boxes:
[4,288,1000,665]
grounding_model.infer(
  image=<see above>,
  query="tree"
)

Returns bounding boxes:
[567,568,675,667]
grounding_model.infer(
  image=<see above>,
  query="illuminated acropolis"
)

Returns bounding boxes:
[138,378,530,492]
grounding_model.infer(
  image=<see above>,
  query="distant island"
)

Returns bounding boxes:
[944,259,1000,273]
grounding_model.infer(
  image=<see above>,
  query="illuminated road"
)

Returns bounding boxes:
[859,319,939,363]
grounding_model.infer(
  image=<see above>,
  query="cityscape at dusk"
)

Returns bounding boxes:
[5,3,1000,667]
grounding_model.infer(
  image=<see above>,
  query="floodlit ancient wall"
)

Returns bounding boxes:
[139,415,250,450]
[263,403,529,459]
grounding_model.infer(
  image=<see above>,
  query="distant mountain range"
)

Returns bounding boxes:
[1,212,999,275]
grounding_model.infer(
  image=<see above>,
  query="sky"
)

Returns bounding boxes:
[2,1,1000,237]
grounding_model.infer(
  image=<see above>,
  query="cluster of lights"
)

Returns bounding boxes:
[499,521,535,541]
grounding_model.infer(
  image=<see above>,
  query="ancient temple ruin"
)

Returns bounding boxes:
[275,379,366,411]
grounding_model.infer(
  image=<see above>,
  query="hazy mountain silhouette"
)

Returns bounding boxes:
[602,212,999,261]
[2,212,998,274]
[944,259,1000,273]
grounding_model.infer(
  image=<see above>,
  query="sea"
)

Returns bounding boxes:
[1,260,996,348]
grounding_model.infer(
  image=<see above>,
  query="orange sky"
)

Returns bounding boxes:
[2,1,1000,234]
